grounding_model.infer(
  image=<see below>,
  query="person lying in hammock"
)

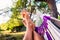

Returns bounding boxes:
[21,9,60,40]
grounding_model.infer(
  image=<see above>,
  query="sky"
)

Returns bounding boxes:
[0,0,14,24]
[56,3,60,13]
[0,0,60,24]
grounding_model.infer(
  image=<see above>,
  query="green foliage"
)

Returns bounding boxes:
[34,1,49,12]
[40,2,48,8]
[9,0,27,30]
[0,18,23,30]
[8,0,27,31]
[58,16,60,20]
[7,18,23,30]
[11,0,27,18]
[0,0,27,31]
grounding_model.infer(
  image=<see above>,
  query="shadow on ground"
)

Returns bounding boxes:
[0,31,25,40]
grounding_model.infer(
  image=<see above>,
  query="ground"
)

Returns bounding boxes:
[0,31,25,40]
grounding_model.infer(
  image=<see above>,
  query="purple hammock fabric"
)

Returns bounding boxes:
[35,16,52,40]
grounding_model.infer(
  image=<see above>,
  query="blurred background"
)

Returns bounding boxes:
[0,0,60,40]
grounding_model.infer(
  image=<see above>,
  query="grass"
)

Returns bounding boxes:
[0,31,25,40]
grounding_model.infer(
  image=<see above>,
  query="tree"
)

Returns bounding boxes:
[35,0,59,18]
[9,0,27,31]
[0,0,27,31]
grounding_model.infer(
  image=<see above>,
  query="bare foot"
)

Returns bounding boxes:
[21,9,35,30]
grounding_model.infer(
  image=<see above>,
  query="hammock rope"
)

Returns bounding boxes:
[35,16,60,40]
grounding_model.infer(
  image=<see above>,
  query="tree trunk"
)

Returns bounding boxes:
[46,0,58,18]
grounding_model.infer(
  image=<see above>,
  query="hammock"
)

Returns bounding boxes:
[35,16,60,40]
[31,9,60,40]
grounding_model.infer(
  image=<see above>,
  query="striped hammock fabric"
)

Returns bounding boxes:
[35,16,60,40]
